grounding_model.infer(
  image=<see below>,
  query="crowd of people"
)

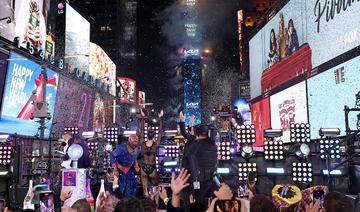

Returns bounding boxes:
[1,109,356,212]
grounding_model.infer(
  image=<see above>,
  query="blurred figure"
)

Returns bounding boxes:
[250,195,277,212]
[63,134,90,169]
[71,199,91,212]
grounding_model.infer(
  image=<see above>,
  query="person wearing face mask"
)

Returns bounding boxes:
[110,134,141,197]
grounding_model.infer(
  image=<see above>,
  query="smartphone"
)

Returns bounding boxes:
[39,191,54,212]
[213,174,222,188]
[239,180,248,198]
[214,199,241,212]
[312,189,325,208]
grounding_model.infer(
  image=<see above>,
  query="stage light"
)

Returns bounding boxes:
[217,168,230,174]
[217,139,231,160]
[164,145,180,157]
[156,156,159,172]
[123,130,137,136]
[236,125,256,144]
[322,169,342,175]
[64,127,79,135]
[130,108,136,114]
[164,161,177,166]
[319,139,340,159]
[295,143,310,158]
[210,116,216,121]
[82,131,95,139]
[290,123,311,143]
[104,127,118,143]
[319,128,340,137]
[240,144,254,159]
[264,129,282,138]
[264,139,284,160]
[152,118,157,123]
[266,167,285,174]
[0,135,9,141]
[0,142,13,165]
[212,107,217,113]
[292,162,312,183]
[238,163,257,181]
[87,142,98,152]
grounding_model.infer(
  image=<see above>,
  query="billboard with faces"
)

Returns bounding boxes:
[0,0,55,55]
[116,77,136,104]
[308,55,360,139]
[270,81,308,143]
[249,0,360,99]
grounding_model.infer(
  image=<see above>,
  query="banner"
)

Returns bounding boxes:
[308,55,360,139]
[89,42,116,96]
[249,0,360,99]
[0,51,58,137]
[116,77,136,104]
[270,81,308,143]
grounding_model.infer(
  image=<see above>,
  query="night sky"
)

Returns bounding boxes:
[137,0,244,110]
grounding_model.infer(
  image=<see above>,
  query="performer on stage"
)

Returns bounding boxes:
[139,110,164,197]
[110,134,141,197]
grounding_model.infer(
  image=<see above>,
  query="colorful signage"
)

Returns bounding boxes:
[0,51,58,138]
[116,77,136,104]
[251,97,270,147]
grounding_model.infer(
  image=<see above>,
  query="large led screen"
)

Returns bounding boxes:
[308,56,360,139]
[0,0,55,55]
[116,77,136,104]
[52,75,94,138]
[249,0,360,99]
[93,92,115,132]
[251,97,270,147]
[0,51,58,138]
[183,60,201,125]
[233,98,251,125]
[0,52,9,104]
[89,43,116,96]
[270,81,308,143]
[65,3,90,74]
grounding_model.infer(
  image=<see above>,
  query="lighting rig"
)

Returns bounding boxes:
[238,162,257,181]
[291,162,313,183]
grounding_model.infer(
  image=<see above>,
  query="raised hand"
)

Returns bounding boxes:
[171,168,190,196]
[189,115,195,127]
[60,187,73,201]
[159,185,168,200]
[179,111,185,122]
[159,110,164,118]
[214,183,233,200]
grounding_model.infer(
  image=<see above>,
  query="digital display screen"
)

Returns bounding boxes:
[89,42,116,96]
[251,97,270,147]
[52,75,94,138]
[183,60,201,125]
[116,77,136,104]
[270,81,308,143]
[233,98,251,125]
[308,56,360,139]
[0,51,58,138]
[249,0,360,99]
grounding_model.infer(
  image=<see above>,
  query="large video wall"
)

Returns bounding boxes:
[308,55,360,139]
[249,0,360,99]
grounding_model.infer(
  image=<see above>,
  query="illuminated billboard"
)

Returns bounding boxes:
[0,52,9,104]
[138,91,145,107]
[308,55,360,139]
[183,60,201,125]
[93,92,115,131]
[270,81,308,143]
[65,3,90,75]
[52,75,94,138]
[233,98,251,125]
[116,77,136,104]
[249,0,360,99]
[251,97,270,147]
[89,42,116,96]
[0,51,58,138]
[0,0,55,55]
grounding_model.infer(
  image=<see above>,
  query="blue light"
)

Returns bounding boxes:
[322,169,342,175]
[217,168,230,174]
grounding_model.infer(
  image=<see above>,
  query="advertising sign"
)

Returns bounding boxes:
[270,81,308,143]
[0,51,58,137]
[308,55,360,139]
[52,75,94,138]
[251,97,270,147]
[0,52,9,104]
[116,77,136,104]
[65,3,90,75]
[249,0,360,99]
[89,42,116,96]
[0,0,55,55]
[138,91,145,107]
[183,61,201,125]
